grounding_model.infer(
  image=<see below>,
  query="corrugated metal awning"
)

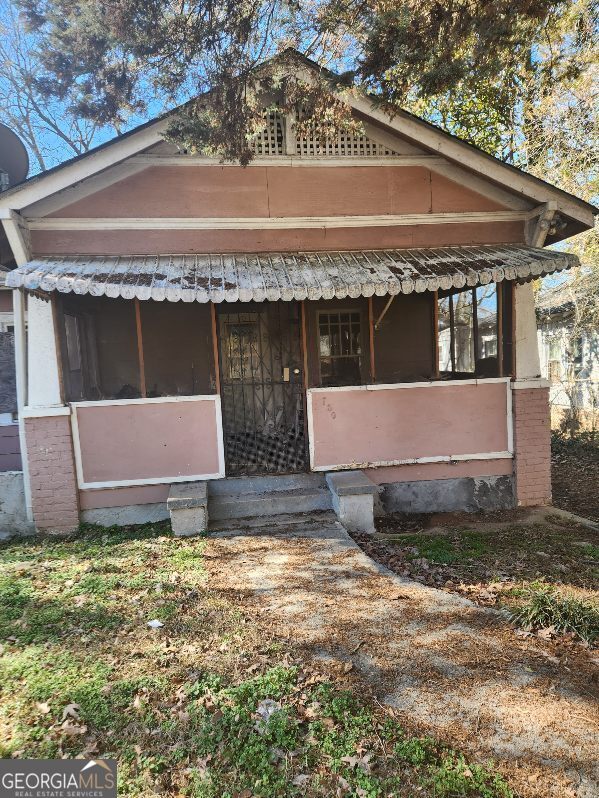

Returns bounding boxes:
[5,245,577,302]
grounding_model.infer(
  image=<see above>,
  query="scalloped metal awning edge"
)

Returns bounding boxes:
[5,245,579,303]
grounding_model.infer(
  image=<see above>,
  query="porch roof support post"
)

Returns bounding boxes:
[368,296,376,382]
[27,294,63,408]
[432,291,440,378]
[514,282,541,379]
[13,288,32,521]
[2,211,34,521]
[210,302,221,394]
[134,298,147,398]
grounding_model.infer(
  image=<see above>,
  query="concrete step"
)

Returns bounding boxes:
[208,509,341,535]
[208,473,326,497]
[208,485,332,521]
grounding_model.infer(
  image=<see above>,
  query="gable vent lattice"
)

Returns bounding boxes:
[250,110,397,157]
[251,110,285,155]
[296,125,397,157]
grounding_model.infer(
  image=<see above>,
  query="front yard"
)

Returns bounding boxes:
[0,523,517,798]
[1,440,598,798]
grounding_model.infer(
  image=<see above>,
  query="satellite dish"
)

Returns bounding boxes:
[0,124,29,188]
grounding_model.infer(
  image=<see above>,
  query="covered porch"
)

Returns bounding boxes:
[8,244,572,529]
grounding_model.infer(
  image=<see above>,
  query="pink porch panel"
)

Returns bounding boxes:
[308,380,512,471]
[72,397,224,488]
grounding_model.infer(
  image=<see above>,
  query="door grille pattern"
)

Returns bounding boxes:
[218,302,307,476]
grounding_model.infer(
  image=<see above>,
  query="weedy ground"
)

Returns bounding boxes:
[551,434,599,523]
[359,508,599,642]
[0,523,515,798]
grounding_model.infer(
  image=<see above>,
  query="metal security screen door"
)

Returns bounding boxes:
[217,302,308,475]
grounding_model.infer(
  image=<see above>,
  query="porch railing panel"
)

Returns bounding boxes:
[71,396,224,488]
[307,378,512,471]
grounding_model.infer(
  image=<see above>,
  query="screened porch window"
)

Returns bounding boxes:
[318,311,362,386]
[58,295,215,402]
[437,284,503,378]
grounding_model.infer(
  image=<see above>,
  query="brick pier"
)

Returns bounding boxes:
[24,413,79,532]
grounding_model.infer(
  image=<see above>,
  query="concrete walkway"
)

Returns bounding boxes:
[206,513,599,798]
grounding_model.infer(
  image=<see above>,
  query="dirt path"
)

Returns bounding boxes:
[205,514,599,798]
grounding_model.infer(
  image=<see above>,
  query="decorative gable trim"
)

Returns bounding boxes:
[344,93,595,228]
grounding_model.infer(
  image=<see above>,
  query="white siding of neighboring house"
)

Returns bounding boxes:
[538,320,599,415]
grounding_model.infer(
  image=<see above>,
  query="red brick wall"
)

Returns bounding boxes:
[25,414,79,532]
[513,387,552,507]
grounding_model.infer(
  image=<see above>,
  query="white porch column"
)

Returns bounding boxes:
[27,295,62,408]
[514,282,541,379]
[13,289,32,520]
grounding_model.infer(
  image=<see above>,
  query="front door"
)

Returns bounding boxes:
[217,301,308,476]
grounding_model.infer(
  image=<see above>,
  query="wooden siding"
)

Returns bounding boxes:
[0,423,21,471]
[47,166,507,220]
[31,221,525,256]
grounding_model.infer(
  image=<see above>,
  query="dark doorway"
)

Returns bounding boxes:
[217,301,308,476]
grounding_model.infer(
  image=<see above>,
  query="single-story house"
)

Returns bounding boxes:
[0,52,596,533]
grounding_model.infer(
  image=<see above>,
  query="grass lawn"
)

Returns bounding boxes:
[0,522,516,798]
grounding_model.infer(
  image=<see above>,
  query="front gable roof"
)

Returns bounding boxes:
[0,49,596,242]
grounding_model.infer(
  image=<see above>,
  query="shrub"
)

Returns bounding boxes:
[509,583,599,644]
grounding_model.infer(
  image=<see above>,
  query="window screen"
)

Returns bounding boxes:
[59,296,140,401]
[140,300,215,396]
[59,296,215,401]
[318,311,362,386]
[438,284,501,378]
[92,298,140,399]
[438,296,452,373]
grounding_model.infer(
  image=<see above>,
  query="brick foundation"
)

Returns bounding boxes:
[512,387,552,507]
[24,413,80,532]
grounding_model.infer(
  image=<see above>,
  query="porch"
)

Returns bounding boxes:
[8,244,565,530]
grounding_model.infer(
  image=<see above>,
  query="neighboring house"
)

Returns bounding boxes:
[0,51,596,534]
[537,275,599,431]
[0,255,22,471]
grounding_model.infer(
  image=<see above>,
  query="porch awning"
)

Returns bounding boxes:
[6,245,577,303]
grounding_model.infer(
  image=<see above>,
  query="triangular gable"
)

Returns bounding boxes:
[0,49,595,239]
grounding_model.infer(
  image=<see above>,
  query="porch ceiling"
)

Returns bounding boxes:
[6,245,577,302]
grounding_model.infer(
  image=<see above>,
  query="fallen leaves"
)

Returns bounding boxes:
[61,719,88,736]
[340,753,372,773]
[537,625,557,640]
[291,774,309,787]
[61,703,81,721]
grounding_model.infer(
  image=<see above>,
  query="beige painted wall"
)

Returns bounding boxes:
[32,221,524,256]
[48,165,506,219]
[309,381,511,470]
[73,397,222,486]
